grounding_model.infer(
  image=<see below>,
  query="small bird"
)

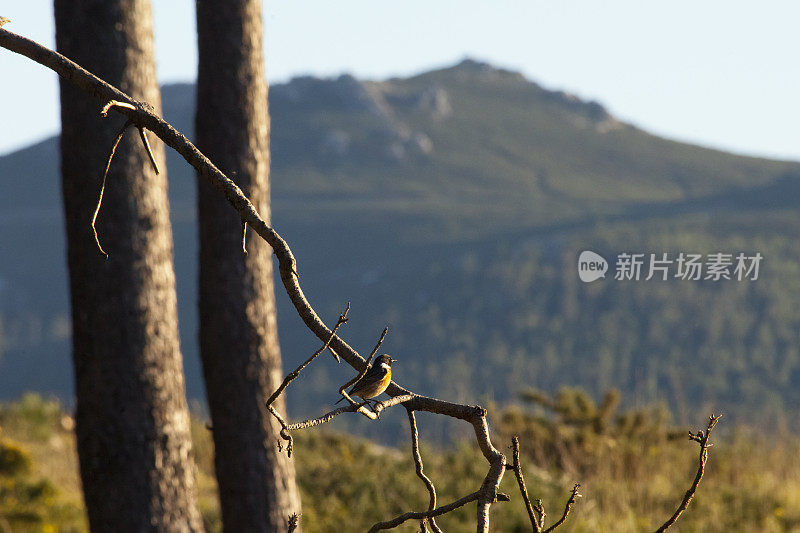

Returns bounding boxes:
[336,354,396,404]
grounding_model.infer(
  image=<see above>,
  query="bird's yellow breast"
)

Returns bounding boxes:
[375,371,392,393]
[354,369,392,399]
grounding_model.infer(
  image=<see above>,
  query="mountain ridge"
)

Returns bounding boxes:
[2,59,800,436]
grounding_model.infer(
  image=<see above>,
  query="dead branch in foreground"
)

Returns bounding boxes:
[0,24,718,533]
[510,436,580,532]
[407,408,442,533]
[510,435,543,531]
[655,414,721,533]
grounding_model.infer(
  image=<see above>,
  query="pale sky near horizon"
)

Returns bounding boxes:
[1,1,798,161]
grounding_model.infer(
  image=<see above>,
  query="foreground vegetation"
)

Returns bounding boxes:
[2,393,799,532]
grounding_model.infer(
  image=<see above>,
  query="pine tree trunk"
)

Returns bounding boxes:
[195,1,302,531]
[55,1,204,530]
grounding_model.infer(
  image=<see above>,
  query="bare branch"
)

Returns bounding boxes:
[655,413,721,532]
[240,220,248,255]
[534,499,545,530]
[101,100,137,115]
[102,102,159,177]
[368,326,389,361]
[266,305,351,456]
[136,126,159,174]
[0,28,508,531]
[476,455,507,530]
[91,119,132,258]
[542,484,580,533]
[338,326,389,405]
[368,490,510,533]
[407,409,442,533]
[273,398,411,458]
[269,393,415,457]
[510,436,542,531]
[287,394,415,430]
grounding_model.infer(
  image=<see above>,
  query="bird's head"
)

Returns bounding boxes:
[375,354,396,369]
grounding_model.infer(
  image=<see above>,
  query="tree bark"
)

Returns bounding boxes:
[195,0,301,531]
[54,0,204,530]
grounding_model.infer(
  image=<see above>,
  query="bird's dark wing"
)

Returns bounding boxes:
[334,364,389,403]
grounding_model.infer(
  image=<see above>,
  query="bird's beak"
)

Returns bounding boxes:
[391,358,398,363]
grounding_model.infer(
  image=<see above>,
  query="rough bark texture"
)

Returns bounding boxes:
[195,0,301,531]
[54,1,204,530]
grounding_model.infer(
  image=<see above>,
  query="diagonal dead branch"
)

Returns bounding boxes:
[655,413,721,532]
[510,436,542,531]
[407,408,442,533]
[0,27,509,532]
[91,119,132,258]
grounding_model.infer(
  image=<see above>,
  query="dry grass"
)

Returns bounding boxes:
[4,394,800,532]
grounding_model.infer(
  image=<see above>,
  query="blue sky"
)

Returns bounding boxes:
[1,1,798,160]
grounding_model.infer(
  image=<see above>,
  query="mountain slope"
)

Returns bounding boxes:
[1,59,799,435]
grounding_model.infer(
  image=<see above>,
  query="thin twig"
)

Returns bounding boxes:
[367,326,389,361]
[534,500,545,531]
[267,304,349,408]
[407,409,442,533]
[91,119,132,258]
[337,326,388,405]
[542,484,581,533]
[137,126,159,174]
[511,436,541,531]
[287,394,414,430]
[266,405,293,456]
[368,491,510,533]
[102,101,159,175]
[240,220,248,255]
[269,394,415,456]
[287,513,299,533]
[655,413,721,532]
[101,99,136,115]
[266,305,350,456]
[268,332,410,457]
